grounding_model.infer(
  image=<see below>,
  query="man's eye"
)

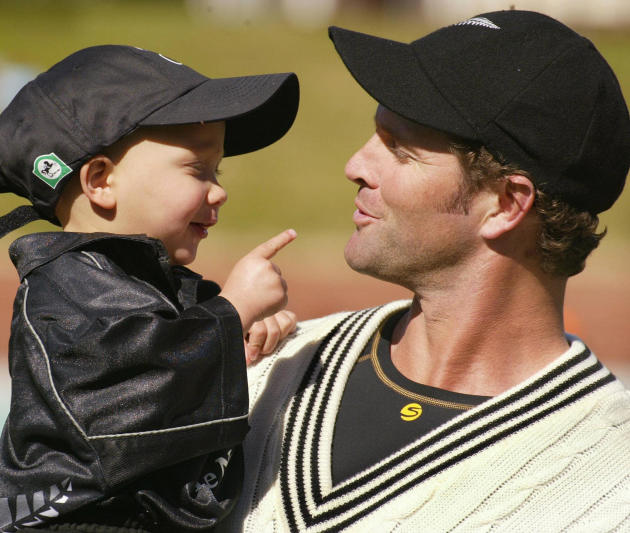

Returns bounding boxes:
[385,139,412,162]
[390,145,412,162]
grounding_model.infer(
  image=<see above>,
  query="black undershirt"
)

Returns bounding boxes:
[331,309,491,485]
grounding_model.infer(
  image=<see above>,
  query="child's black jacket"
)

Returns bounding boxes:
[0,232,248,531]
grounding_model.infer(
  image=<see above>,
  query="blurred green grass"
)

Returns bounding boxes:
[0,0,628,258]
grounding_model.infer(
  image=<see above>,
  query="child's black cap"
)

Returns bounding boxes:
[0,45,299,235]
[329,10,630,214]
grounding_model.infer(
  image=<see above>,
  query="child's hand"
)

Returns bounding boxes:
[245,310,297,365]
[220,229,297,333]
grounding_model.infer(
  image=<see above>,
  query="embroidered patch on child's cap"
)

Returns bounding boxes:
[32,153,72,189]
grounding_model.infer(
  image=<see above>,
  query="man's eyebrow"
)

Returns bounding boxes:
[374,120,393,140]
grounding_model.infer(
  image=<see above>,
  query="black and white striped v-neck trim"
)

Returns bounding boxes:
[278,306,615,532]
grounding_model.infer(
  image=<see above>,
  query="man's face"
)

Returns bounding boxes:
[109,122,226,265]
[343,106,485,289]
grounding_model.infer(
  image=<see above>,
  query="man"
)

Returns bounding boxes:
[220,10,630,532]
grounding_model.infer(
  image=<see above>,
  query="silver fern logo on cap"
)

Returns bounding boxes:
[456,17,501,30]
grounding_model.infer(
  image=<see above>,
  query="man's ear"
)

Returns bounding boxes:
[479,174,536,240]
[79,155,116,210]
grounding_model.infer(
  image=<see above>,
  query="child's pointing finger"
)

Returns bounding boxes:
[252,229,297,260]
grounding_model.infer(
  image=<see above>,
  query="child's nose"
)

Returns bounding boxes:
[208,183,227,207]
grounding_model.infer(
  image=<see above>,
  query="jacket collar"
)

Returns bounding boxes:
[9,231,170,281]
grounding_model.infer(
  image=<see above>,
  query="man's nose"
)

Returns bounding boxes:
[345,134,379,187]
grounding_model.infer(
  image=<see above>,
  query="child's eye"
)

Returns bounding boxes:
[186,163,204,175]
[186,163,222,181]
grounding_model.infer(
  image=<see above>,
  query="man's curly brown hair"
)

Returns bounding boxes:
[448,140,606,277]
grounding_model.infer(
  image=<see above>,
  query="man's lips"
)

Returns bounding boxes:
[353,199,379,226]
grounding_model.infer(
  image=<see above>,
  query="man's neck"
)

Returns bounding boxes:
[389,260,569,397]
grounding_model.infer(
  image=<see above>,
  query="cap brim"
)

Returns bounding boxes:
[140,72,299,156]
[328,26,476,140]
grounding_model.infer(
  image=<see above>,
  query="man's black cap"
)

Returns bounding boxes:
[329,10,630,214]
[0,45,299,234]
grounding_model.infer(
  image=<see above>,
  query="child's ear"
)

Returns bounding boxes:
[79,155,116,210]
[479,174,536,240]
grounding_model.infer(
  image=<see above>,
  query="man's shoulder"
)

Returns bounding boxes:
[246,310,354,392]
[246,300,411,399]
[279,299,410,356]
[305,299,409,334]
[591,379,630,431]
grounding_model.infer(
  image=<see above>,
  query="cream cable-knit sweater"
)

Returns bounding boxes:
[219,301,630,532]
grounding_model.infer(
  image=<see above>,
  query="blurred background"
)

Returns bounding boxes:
[1,0,629,422]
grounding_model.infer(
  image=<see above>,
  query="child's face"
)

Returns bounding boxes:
[110,122,226,265]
